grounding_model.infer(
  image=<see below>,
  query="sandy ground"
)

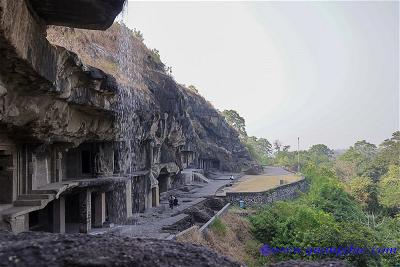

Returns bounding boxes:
[229,174,301,192]
[227,167,301,193]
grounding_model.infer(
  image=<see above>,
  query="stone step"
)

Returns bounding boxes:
[18,194,52,200]
[193,172,210,183]
[13,199,43,207]
[31,189,58,195]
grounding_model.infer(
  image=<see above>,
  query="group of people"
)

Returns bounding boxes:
[168,195,179,209]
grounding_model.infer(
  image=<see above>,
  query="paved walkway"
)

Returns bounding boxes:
[262,166,293,176]
[103,173,236,239]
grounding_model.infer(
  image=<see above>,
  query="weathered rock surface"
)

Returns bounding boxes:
[0,0,251,174]
[0,0,118,144]
[46,24,252,172]
[0,231,240,267]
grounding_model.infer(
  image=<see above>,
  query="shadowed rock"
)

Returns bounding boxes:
[27,0,126,30]
[0,231,240,267]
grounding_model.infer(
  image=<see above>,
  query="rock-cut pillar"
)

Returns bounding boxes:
[52,197,65,233]
[79,190,91,233]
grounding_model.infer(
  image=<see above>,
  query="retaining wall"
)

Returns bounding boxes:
[225,178,308,207]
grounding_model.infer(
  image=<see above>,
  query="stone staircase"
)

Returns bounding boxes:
[193,172,210,183]
[0,182,78,231]
[13,194,55,207]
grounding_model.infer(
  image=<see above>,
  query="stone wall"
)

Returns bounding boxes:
[226,178,308,207]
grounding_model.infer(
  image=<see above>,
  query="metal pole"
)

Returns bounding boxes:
[297,137,300,173]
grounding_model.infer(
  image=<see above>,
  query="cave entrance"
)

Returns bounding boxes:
[0,151,13,204]
[157,168,169,194]
[28,202,53,232]
[81,150,91,174]
[211,159,220,169]
[65,193,80,233]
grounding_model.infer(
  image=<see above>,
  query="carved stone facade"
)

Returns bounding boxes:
[0,0,252,233]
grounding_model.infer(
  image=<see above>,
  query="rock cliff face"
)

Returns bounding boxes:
[0,0,252,234]
[46,24,252,173]
[0,0,118,145]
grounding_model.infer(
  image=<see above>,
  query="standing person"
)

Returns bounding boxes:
[230,175,234,180]
[173,196,179,206]
[169,195,174,209]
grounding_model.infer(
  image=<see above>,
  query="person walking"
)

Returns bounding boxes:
[173,196,179,206]
[169,195,174,209]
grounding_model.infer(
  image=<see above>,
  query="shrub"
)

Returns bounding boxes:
[210,218,227,236]
[249,165,395,266]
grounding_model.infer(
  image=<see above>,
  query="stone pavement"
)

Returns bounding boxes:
[104,173,237,239]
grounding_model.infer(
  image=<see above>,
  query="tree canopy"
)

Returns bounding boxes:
[222,109,247,138]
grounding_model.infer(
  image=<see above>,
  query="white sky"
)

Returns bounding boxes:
[122,1,399,150]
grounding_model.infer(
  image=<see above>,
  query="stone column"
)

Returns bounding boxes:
[56,152,63,182]
[166,175,171,191]
[107,181,132,223]
[79,190,91,233]
[126,180,132,218]
[155,186,159,207]
[52,197,65,233]
[147,142,154,168]
[151,186,159,207]
[31,154,37,190]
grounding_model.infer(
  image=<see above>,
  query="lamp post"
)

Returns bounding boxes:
[297,137,300,173]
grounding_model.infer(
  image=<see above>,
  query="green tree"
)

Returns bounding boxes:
[244,136,273,165]
[354,140,378,159]
[347,176,378,211]
[337,140,378,180]
[378,165,400,210]
[222,110,247,138]
[254,138,273,157]
[372,131,400,177]
[309,144,334,158]
[273,140,282,152]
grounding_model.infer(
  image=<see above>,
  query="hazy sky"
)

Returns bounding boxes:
[122,1,399,150]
